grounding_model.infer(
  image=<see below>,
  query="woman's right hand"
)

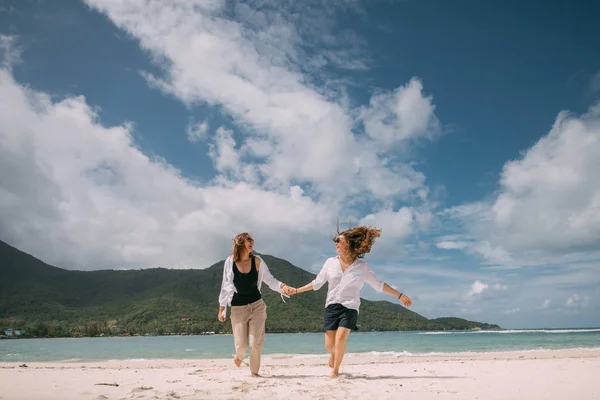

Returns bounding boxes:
[282,284,297,296]
[218,307,226,322]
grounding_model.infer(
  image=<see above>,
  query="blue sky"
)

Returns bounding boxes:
[1,0,599,329]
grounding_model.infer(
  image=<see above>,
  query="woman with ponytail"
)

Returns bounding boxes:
[290,226,413,378]
[217,232,293,377]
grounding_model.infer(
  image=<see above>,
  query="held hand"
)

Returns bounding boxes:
[399,294,412,307]
[281,284,296,296]
[218,308,226,322]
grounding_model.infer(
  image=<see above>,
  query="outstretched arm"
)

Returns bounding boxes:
[289,261,328,295]
[365,265,412,307]
[382,283,412,307]
[294,282,314,294]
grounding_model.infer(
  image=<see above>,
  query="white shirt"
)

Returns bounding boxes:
[311,257,384,312]
[218,255,287,318]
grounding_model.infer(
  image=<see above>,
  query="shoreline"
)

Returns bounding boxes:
[1,349,598,399]
[2,346,600,364]
[3,347,600,367]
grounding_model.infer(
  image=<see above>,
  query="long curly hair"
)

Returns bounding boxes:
[232,232,254,262]
[337,226,382,258]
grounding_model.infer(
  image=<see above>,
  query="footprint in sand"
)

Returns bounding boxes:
[232,382,254,393]
[132,387,154,393]
[188,369,203,375]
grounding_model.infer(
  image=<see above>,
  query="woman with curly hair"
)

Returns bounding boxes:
[290,226,413,378]
[217,232,293,377]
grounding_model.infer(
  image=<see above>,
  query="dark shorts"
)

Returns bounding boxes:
[323,303,358,331]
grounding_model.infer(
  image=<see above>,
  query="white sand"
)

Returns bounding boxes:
[1,349,599,399]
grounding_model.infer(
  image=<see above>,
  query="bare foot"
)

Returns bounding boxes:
[251,373,262,378]
[329,370,339,379]
[328,353,335,368]
[234,357,242,367]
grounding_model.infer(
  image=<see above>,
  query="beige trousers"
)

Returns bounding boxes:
[230,299,267,374]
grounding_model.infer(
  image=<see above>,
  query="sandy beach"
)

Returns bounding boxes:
[1,349,598,399]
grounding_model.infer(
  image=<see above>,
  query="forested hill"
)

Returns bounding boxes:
[0,240,500,337]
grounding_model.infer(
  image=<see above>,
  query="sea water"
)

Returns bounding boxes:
[1,328,599,362]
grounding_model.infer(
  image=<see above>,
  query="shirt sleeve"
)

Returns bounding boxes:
[311,260,329,290]
[218,257,236,318]
[257,256,284,293]
[364,263,384,292]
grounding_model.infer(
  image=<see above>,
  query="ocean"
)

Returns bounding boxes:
[1,328,599,363]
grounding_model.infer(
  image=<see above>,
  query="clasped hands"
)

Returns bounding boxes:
[281,284,298,296]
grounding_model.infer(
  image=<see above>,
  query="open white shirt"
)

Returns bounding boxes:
[311,257,385,312]
[218,255,287,318]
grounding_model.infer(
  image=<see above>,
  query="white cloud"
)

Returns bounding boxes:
[467,280,488,297]
[359,77,441,146]
[445,104,600,268]
[1,0,445,273]
[436,241,470,250]
[565,294,591,309]
[361,207,413,238]
[359,206,433,256]
[0,35,21,71]
[465,280,508,298]
[504,308,520,314]
[186,118,208,142]
[0,66,334,270]
[83,0,440,206]
[208,127,240,175]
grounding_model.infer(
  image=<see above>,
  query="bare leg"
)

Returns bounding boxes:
[331,327,351,378]
[324,330,336,368]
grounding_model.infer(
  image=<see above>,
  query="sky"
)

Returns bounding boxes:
[1,0,599,329]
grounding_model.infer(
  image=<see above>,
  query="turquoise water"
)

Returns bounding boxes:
[1,329,599,362]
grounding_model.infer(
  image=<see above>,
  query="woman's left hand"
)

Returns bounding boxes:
[399,294,412,307]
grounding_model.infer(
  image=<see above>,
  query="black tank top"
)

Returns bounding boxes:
[231,256,262,306]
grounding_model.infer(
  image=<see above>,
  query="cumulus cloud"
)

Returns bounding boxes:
[359,206,433,256]
[442,104,600,268]
[83,0,440,206]
[0,66,334,270]
[185,118,209,143]
[465,280,507,298]
[359,77,441,146]
[467,280,489,297]
[208,127,240,175]
[1,0,443,271]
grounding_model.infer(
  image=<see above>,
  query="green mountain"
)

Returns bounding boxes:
[0,240,500,337]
